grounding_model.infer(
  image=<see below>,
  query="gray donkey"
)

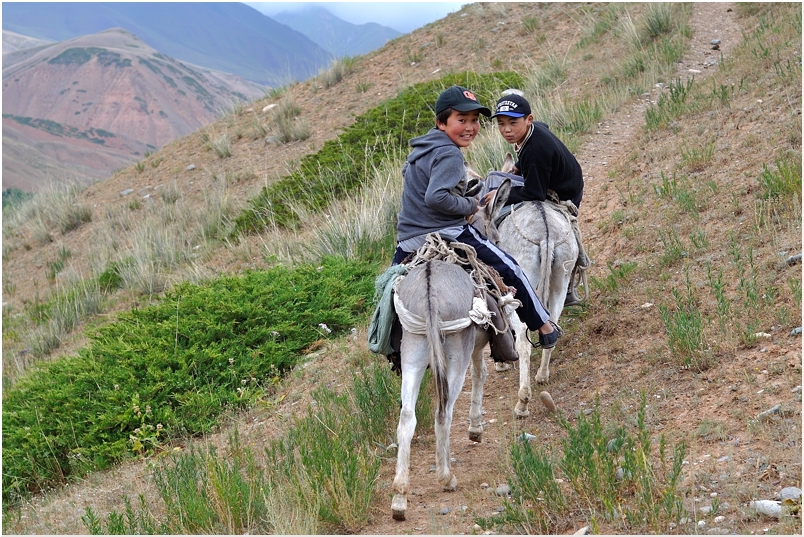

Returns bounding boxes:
[469,155,580,417]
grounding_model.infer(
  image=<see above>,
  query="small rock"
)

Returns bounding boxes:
[785,253,802,266]
[756,405,781,421]
[698,520,706,527]
[438,507,451,515]
[262,103,278,113]
[679,517,691,524]
[494,506,506,512]
[711,39,722,45]
[495,484,511,497]
[519,432,537,442]
[753,332,772,339]
[473,523,482,532]
[185,164,196,171]
[573,526,590,535]
[480,482,489,489]
[539,391,557,413]
[777,486,802,503]
[707,529,730,535]
[792,386,802,393]
[699,505,713,514]
[790,327,802,336]
[119,188,134,197]
[750,499,782,518]
[717,456,729,463]
[714,515,726,523]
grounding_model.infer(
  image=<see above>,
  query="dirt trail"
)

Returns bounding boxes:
[363,4,746,534]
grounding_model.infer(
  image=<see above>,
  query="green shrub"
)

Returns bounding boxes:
[233,71,522,234]
[84,363,401,535]
[2,256,377,505]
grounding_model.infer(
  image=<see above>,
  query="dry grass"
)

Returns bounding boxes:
[2,3,800,535]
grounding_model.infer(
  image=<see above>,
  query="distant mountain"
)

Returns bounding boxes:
[2,29,52,55]
[273,5,402,58]
[1,2,332,85]
[2,28,266,191]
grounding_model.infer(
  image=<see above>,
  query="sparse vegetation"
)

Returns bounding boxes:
[317,56,357,88]
[2,3,800,535]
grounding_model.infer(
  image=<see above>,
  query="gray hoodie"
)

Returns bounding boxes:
[396,128,475,242]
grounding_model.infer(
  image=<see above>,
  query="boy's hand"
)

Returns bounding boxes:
[480,190,496,207]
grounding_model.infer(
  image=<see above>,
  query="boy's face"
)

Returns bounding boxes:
[437,110,481,148]
[496,114,534,146]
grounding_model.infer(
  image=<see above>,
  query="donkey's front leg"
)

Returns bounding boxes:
[534,347,553,384]
[468,343,487,442]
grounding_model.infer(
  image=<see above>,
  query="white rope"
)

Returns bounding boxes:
[393,292,492,335]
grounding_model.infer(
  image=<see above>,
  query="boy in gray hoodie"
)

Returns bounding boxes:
[392,85,558,348]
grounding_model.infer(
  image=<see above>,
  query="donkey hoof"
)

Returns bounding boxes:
[391,494,407,520]
[469,430,482,443]
[443,475,458,492]
[494,362,512,372]
[514,403,530,418]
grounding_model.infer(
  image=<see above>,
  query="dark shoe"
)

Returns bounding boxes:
[537,321,563,349]
[564,288,584,307]
[387,351,402,376]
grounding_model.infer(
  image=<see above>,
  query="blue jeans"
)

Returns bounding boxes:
[392,225,551,331]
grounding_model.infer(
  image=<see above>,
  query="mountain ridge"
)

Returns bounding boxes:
[2,27,266,190]
[272,5,402,58]
[1,2,331,85]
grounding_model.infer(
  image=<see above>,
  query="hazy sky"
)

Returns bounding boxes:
[246,1,467,34]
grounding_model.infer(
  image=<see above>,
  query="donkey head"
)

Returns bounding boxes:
[470,177,511,245]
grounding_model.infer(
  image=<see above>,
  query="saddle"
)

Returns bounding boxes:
[368,234,520,374]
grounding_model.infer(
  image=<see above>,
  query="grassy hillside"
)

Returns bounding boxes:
[2,3,800,535]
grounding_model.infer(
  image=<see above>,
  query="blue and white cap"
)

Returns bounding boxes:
[491,93,532,118]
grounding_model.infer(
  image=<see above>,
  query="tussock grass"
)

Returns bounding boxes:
[317,56,357,89]
[3,4,801,535]
[497,395,687,534]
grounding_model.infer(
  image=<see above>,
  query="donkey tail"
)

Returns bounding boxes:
[536,203,554,308]
[424,262,450,424]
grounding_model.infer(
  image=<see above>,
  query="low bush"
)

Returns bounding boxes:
[2,256,378,505]
[233,71,522,234]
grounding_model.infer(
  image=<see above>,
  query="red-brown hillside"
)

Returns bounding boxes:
[2,28,264,190]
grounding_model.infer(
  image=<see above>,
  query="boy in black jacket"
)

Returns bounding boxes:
[492,92,588,306]
[492,92,584,210]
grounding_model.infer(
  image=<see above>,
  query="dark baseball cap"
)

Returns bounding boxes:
[491,93,532,118]
[435,86,491,116]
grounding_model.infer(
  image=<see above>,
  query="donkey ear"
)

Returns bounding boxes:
[489,178,511,216]
[464,161,484,181]
[501,152,516,174]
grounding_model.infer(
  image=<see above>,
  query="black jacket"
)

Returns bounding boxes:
[508,121,584,208]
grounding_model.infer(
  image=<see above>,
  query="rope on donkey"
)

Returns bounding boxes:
[394,233,520,336]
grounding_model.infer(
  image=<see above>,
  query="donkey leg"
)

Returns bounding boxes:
[512,321,533,418]
[435,355,470,492]
[535,347,554,384]
[435,397,458,491]
[391,341,428,521]
[468,343,487,442]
